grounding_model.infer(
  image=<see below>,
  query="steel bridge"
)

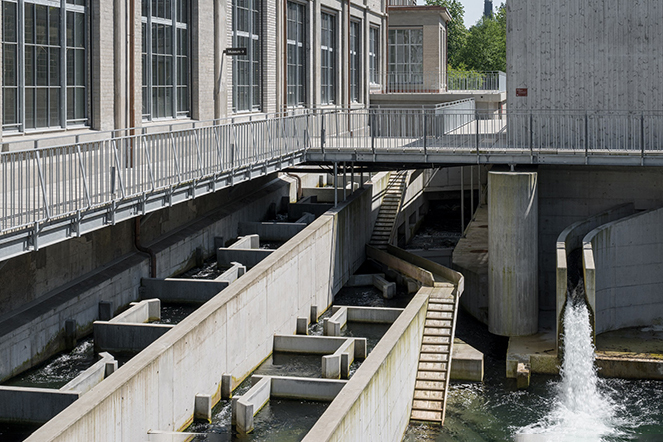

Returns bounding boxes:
[2,108,663,261]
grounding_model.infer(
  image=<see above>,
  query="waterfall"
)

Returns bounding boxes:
[520,284,617,441]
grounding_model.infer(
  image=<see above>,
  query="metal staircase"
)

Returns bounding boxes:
[368,171,408,249]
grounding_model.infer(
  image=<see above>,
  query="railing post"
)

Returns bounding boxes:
[529,113,534,158]
[422,109,427,159]
[475,111,480,154]
[584,112,589,162]
[334,162,338,207]
[641,114,645,165]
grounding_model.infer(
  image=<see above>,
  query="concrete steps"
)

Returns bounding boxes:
[368,171,408,250]
[411,293,458,425]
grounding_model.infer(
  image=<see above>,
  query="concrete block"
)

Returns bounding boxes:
[322,354,341,379]
[516,363,531,389]
[373,275,396,299]
[93,322,174,353]
[233,376,271,434]
[98,301,113,321]
[0,387,80,423]
[450,340,484,382]
[194,394,212,422]
[215,262,246,283]
[111,299,160,324]
[324,307,348,336]
[334,306,403,324]
[229,234,260,250]
[237,221,307,241]
[105,360,118,377]
[346,273,385,287]
[60,352,117,395]
[310,305,319,323]
[141,278,229,304]
[257,375,347,401]
[221,373,233,399]
[216,248,273,268]
[296,317,308,335]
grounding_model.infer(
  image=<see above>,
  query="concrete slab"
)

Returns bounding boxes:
[141,278,229,304]
[450,339,484,382]
[506,313,558,378]
[60,352,117,395]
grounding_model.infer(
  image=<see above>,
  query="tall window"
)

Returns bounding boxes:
[349,20,360,103]
[2,0,87,133]
[232,0,261,112]
[388,28,423,83]
[369,26,380,85]
[286,1,306,107]
[142,0,189,121]
[320,12,335,105]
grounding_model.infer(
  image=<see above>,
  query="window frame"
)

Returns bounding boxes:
[388,27,423,85]
[232,0,261,113]
[2,0,89,134]
[286,0,306,108]
[349,19,361,103]
[369,25,380,86]
[320,10,336,105]
[141,0,190,122]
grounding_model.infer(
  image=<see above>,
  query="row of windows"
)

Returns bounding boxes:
[1,0,398,132]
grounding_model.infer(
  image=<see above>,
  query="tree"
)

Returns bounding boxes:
[458,3,506,72]
[426,0,468,69]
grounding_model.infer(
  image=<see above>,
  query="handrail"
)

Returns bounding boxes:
[2,108,663,239]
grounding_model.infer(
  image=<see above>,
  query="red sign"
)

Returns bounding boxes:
[516,88,528,97]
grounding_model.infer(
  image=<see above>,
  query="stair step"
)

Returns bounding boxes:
[428,297,455,304]
[425,319,452,328]
[424,327,451,337]
[421,344,449,353]
[426,311,453,320]
[411,409,442,422]
[415,380,446,391]
[423,336,450,345]
[419,353,449,362]
[428,303,454,312]
[412,400,444,411]
[418,362,448,372]
[413,389,445,401]
[417,371,447,381]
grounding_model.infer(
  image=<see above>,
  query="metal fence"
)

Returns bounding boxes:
[2,108,663,235]
[435,99,476,135]
[447,71,506,91]
[383,71,446,94]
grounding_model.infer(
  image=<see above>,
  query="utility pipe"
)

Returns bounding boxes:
[134,217,157,278]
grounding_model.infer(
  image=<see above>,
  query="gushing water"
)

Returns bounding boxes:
[520,286,617,441]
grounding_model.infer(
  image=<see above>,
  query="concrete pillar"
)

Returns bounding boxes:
[488,171,538,336]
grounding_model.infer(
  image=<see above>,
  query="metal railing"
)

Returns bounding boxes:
[435,99,476,135]
[382,71,446,94]
[387,0,416,6]
[2,108,663,244]
[447,71,506,91]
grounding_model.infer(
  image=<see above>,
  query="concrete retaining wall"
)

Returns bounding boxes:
[25,173,390,442]
[302,291,428,442]
[237,222,308,241]
[555,203,635,348]
[0,387,80,424]
[93,322,175,353]
[584,207,663,335]
[0,176,292,382]
[216,248,273,268]
[141,278,230,304]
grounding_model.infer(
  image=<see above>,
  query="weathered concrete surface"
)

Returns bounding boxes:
[452,205,489,325]
[488,171,538,336]
[60,352,117,395]
[265,375,347,401]
[346,274,384,287]
[237,222,308,241]
[24,173,391,442]
[595,354,663,380]
[216,248,273,268]
[584,207,663,335]
[0,176,292,382]
[111,299,161,324]
[373,275,396,299]
[141,278,229,304]
[506,313,558,378]
[332,305,403,324]
[302,292,428,442]
[215,262,246,283]
[228,235,260,250]
[366,246,435,287]
[450,339,483,382]
[233,376,271,434]
[93,322,175,353]
[555,204,635,349]
[273,335,366,360]
[0,387,80,424]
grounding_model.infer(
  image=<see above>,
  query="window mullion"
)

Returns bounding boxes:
[60,0,66,128]
[171,0,177,118]
[18,0,25,131]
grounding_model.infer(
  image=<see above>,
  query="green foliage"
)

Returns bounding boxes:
[425,0,467,69]
[427,1,506,73]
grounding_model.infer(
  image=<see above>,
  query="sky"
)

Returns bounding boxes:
[416,0,492,28]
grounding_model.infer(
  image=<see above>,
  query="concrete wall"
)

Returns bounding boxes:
[538,165,663,312]
[302,291,428,442]
[584,207,663,335]
[24,174,387,442]
[507,0,663,112]
[0,176,291,382]
[555,203,635,348]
